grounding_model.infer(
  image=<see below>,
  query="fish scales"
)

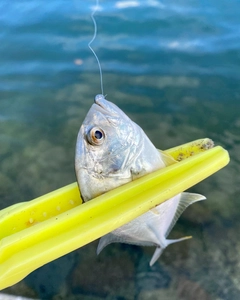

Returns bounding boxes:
[75,94,205,265]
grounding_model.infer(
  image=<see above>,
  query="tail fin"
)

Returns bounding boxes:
[149,236,192,266]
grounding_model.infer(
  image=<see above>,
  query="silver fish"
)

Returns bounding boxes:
[75,94,205,266]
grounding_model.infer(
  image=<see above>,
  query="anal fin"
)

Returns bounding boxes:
[97,233,120,255]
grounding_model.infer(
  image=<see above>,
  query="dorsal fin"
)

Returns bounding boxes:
[165,192,206,237]
[158,150,176,166]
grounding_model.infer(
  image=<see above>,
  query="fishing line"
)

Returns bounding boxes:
[88,0,104,96]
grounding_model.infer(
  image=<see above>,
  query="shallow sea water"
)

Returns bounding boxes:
[1,0,240,299]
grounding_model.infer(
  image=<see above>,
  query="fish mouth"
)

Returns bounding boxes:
[92,102,107,115]
[94,94,105,104]
[94,94,106,108]
[92,94,109,115]
[94,95,119,117]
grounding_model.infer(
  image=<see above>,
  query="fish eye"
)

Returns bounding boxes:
[87,127,105,146]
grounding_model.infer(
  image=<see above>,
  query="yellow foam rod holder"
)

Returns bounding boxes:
[0,138,229,290]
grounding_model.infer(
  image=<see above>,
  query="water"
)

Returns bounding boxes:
[1,0,240,299]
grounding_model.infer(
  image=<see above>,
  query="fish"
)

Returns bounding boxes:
[75,94,205,266]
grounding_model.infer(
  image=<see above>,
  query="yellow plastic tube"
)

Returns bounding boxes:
[0,138,229,290]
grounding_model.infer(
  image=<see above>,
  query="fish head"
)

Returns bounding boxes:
[75,95,143,201]
[75,95,168,201]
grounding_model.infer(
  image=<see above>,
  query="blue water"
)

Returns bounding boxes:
[1,1,240,299]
